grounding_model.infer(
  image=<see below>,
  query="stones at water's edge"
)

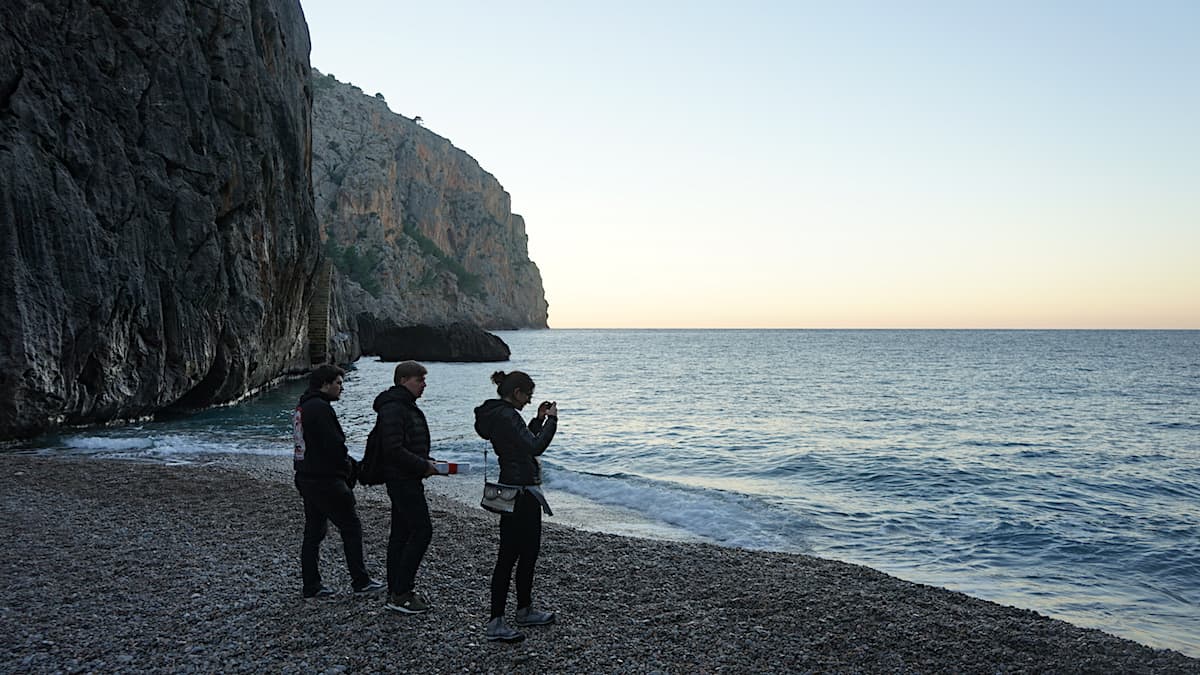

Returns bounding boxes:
[0,0,318,438]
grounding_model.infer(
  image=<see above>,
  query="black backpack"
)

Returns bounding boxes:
[357,426,386,486]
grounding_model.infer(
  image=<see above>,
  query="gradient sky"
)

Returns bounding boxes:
[302,1,1199,328]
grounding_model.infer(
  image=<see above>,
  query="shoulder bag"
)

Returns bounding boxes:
[480,444,519,514]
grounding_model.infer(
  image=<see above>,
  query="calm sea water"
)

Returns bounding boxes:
[14,330,1200,656]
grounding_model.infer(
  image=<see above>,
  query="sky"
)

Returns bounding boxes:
[301,1,1199,329]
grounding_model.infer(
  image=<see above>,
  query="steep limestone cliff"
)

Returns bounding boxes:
[311,70,548,359]
[0,0,318,438]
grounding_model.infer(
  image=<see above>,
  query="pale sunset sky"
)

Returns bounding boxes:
[302,1,1199,329]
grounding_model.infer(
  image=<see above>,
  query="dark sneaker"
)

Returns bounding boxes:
[303,586,336,599]
[385,591,430,614]
[353,579,385,595]
[485,617,525,643]
[513,606,556,626]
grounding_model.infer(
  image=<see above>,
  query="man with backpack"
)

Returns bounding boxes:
[371,360,439,613]
[292,364,385,598]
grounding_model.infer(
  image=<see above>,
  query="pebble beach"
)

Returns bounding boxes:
[2,455,1196,674]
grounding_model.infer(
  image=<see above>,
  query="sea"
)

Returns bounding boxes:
[10,330,1199,657]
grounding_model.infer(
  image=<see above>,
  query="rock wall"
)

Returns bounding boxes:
[311,70,548,357]
[0,0,319,438]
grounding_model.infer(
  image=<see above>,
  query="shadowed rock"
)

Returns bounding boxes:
[364,320,511,363]
[0,0,318,438]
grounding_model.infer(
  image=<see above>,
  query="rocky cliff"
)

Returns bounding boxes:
[311,70,548,360]
[0,0,318,438]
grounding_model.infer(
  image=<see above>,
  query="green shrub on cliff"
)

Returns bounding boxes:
[311,71,339,93]
[325,240,383,297]
[402,223,484,297]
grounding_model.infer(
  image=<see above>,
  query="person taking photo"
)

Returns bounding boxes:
[474,370,559,642]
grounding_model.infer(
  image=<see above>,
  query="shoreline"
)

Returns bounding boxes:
[424,464,711,545]
[2,455,1196,673]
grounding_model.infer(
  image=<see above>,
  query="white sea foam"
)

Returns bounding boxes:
[60,434,289,460]
[544,465,806,552]
[63,436,156,451]
[150,435,284,457]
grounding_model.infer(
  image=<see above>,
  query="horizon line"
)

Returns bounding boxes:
[531,326,1200,331]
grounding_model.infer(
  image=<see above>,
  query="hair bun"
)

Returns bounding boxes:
[490,371,507,385]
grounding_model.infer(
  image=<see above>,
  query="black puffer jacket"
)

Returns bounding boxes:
[293,389,353,480]
[474,399,557,485]
[373,385,432,481]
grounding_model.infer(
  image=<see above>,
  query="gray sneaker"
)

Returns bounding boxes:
[303,586,336,599]
[385,591,430,614]
[353,579,385,595]
[513,606,556,626]
[485,617,525,643]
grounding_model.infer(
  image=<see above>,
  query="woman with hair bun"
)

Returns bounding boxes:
[474,370,559,643]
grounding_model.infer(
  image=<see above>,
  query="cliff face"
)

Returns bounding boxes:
[311,70,548,356]
[0,0,319,438]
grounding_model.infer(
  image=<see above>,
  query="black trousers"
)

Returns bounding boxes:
[490,491,542,618]
[386,478,433,596]
[295,475,369,595]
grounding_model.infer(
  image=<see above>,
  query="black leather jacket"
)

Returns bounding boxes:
[373,385,432,481]
[474,399,557,485]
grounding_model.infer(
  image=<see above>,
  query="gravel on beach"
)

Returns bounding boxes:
[2,455,1196,674]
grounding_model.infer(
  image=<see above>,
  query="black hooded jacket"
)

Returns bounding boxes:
[373,385,432,481]
[474,399,557,485]
[293,389,352,480]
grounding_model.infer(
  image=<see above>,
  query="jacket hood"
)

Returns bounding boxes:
[299,389,331,405]
[373,385,415,412]
[473,399,513,440]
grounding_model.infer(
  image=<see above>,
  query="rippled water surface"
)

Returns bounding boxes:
[19,330,1200,655]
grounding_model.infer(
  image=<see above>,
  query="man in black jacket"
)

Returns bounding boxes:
[293,365,384,598]
[373,360,439,614]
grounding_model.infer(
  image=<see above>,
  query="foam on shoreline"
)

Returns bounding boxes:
[424,471,710,544]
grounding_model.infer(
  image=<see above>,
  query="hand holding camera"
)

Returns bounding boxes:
[539,400,558,418]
